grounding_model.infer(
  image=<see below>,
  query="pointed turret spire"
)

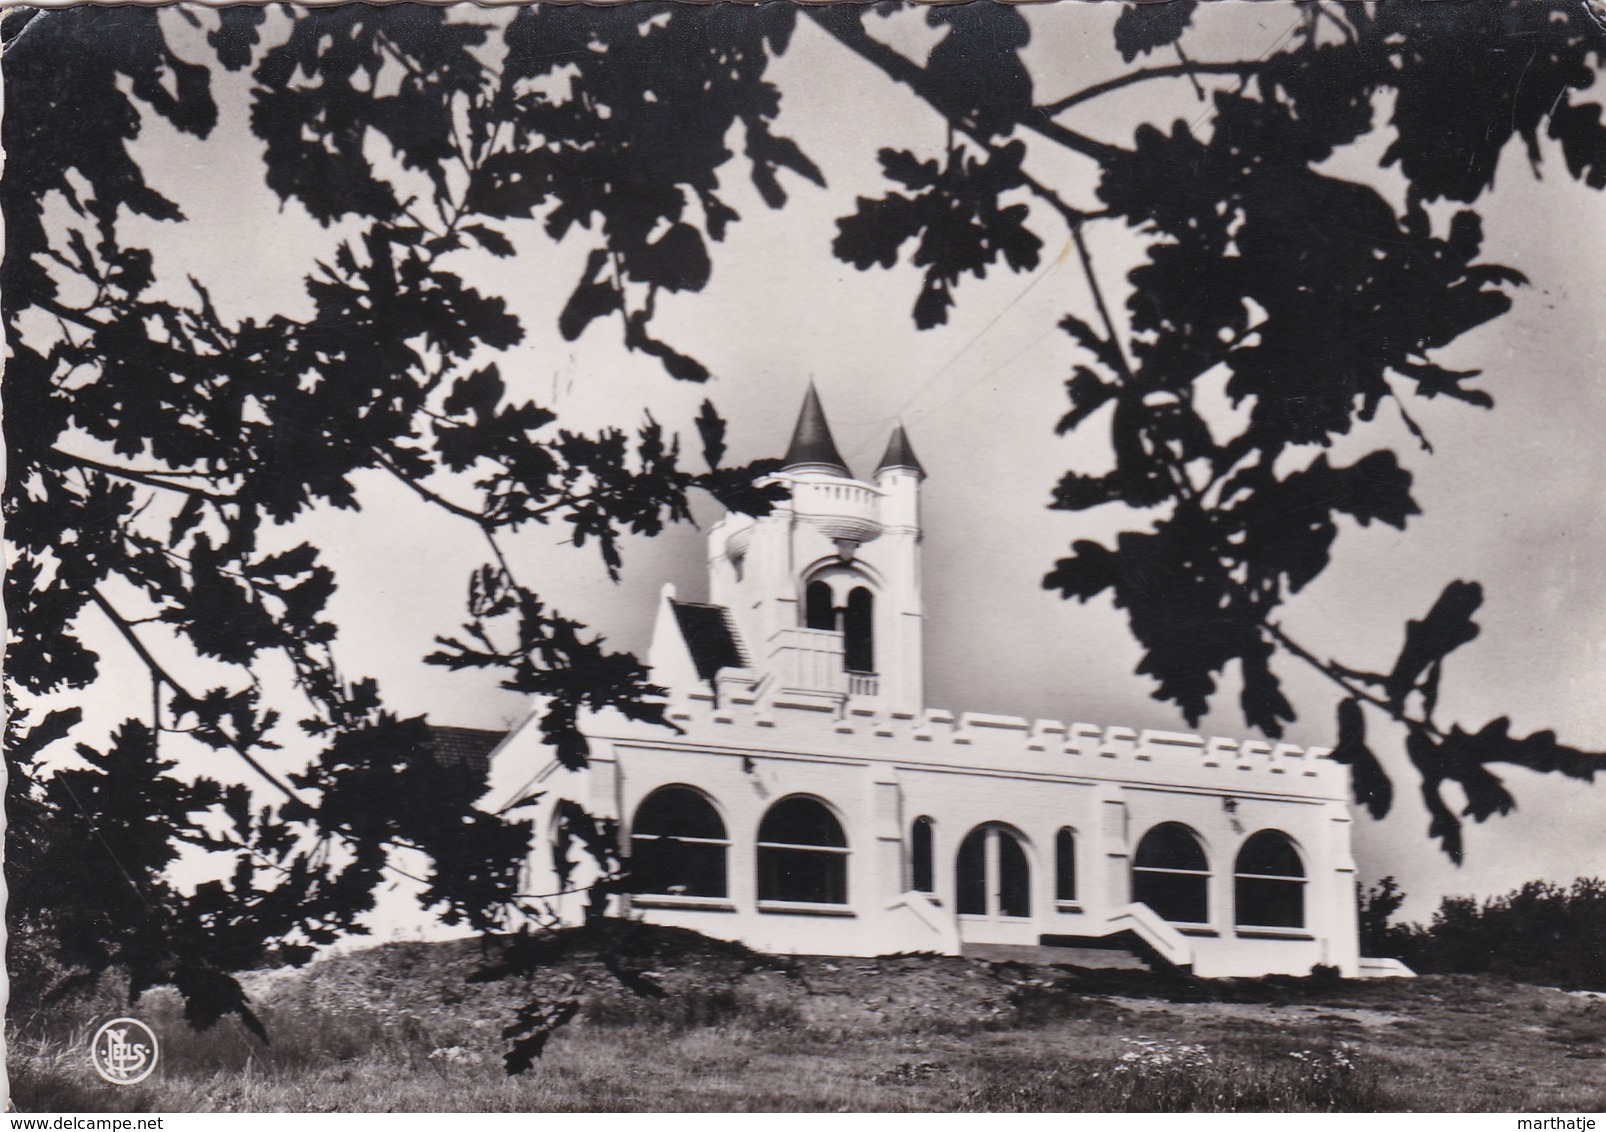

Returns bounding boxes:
[781,383,851,478]
[876,423,925,480]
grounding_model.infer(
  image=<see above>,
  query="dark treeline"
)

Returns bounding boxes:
[1362,877,1606,990]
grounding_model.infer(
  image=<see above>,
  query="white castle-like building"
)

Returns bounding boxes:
[482,388,1383,977]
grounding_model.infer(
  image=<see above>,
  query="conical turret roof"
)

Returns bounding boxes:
[781,383,851,477]
[876,423,925,479]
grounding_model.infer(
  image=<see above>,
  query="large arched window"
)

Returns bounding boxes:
[1055,828,1078,905]
[805,580,836,631]
[844,586,875,673]
[630,786,728,899]
[956,824,1031,919]
[757,796,849,904]
[1234,831,1306,930]
[910,816,935,894]
[1132,823,1210,924]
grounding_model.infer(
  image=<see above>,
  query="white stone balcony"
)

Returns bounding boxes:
[790,478,884,544]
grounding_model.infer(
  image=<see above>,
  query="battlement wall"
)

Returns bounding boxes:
[633,683,1346,800]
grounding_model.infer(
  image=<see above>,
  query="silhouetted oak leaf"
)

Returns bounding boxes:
[1385,582,1483,709]
[1331,697,1393,819]
[1114,1,1198,64]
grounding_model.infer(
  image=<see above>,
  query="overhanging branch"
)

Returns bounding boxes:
[806,7,1121,166]
[1039,61,1259,117]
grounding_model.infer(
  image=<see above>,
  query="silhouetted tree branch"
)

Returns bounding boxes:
[7,2,1605,1071]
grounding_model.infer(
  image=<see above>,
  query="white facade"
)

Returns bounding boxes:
[484,389,1365,977]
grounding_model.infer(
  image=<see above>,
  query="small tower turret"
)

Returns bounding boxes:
[876,423,925,479]
[872,424,924,715]
[782,383,852,478]
[874,423,924,533]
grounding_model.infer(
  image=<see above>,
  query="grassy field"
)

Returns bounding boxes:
[10,925,1606,1113]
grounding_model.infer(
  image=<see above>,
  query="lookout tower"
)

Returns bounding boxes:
[653,385,926,717]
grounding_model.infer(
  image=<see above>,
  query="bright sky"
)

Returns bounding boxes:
[70,1,1606,926]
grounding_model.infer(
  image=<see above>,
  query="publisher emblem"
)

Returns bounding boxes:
[90,1017,158,1085]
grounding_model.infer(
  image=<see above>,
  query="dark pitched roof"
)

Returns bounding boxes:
[781,383,851,478]
[669,600,748,681]
[876,423,925,479]
[427,725,505,781]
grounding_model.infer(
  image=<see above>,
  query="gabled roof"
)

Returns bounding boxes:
[876,423,925,479]
[427,725,505,781]
[781,382,851,478]
[669,600,748,681]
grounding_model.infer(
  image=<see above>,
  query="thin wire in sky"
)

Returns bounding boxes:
[907,321,1062,427]
[846,11,1302,459]
[842,244,1068,459]
[1185,11,1305,136]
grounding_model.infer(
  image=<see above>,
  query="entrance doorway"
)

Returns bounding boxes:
[955,824,1035,945]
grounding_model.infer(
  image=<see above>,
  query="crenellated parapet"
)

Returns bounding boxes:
[642,690,1346,799]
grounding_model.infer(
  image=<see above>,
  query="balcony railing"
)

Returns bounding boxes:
[847,671,879,697]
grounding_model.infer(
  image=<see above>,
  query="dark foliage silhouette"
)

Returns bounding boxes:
[828,1,1606,865]
[1357,876,1410,961]
[1363,877,1606,991]
[5,1,1604,1069]
[4,3,791,1054]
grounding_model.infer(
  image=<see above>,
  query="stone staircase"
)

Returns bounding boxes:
[960,903,1198,974]
[960,940,1150,970]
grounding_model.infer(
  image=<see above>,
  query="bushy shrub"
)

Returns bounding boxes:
[1358,876,1412,959]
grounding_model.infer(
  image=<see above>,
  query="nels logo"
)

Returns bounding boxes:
[90,1017,159,1085]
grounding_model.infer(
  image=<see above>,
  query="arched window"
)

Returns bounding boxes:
[805,580,836,631]
[630,786,728,899]
[1055,828,1078,904]
[998,831,1030,918]
[1234,831,1306,929]
[757,796,848,904]
[956,825,1031,919]
[1132,823,1210,924]
[910,816,935,893]
[957,828,986,915]
[844,587,875,673]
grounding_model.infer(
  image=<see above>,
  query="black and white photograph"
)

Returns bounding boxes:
[5,0,1606,1114]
